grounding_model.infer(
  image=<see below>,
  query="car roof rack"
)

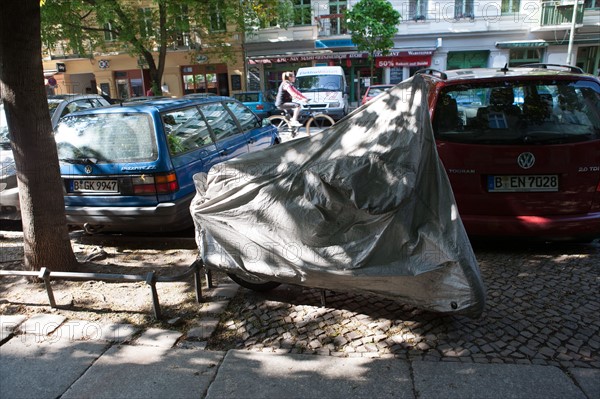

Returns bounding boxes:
[520,63,584,74]
[414,68,447,80]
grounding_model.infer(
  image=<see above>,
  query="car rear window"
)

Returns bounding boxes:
[433,80,600,145]
[55,112,157,163]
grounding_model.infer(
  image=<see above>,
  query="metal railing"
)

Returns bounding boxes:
[0,260,213,320]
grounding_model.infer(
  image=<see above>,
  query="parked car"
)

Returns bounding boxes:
[54,96,280,233]
[418,64,600,241]
[361,84,394,105]
[0,94,111,220]
[233,91,276,120]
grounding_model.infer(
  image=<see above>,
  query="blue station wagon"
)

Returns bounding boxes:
[55,96,279,233]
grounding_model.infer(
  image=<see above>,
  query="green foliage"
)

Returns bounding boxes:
[345,0,400,58]
[344,0,400,80]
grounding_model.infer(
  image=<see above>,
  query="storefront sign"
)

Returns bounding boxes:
[249,52,367,64]
[375,54,432,68]
[249,50,434,66]
[196,55,209,63]
[56,62,66,73]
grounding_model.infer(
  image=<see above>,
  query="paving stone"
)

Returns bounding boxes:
[199,300,229,314]
[18,314,66,336]
[0,315,27,341]
[51,321,138,343]
[135,328,183,348]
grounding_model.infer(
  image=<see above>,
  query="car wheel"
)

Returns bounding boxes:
[227,273,281,292]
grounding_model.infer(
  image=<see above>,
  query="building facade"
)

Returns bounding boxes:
[41,0,600,105]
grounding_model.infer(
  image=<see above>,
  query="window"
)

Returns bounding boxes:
[138,8,154,38]
[509,48,543,67]
[406,0,428,20]
[501,0,520,14]
[174,6,190,46]
[294,0,312,26]
[210,8,226,32]
[55,113,157,163]
[103,22,117,42]
[329,0,348,35]
[454,0,474,18]
[199,103,240,141]
[225,101,260,132]
[162,107,213,155]
[584,0,599,8]
[433,82,600,143]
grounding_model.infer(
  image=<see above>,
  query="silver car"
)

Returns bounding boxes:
[0,94,111,220]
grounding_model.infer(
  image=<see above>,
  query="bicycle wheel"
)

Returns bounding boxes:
[267,115,294,136]
[306,114,335,136]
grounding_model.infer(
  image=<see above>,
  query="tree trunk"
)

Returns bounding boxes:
[0,0,78,272]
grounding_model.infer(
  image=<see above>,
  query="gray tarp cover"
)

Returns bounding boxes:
[191,75,486,317]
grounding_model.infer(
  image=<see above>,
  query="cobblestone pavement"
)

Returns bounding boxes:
[206,240,600,369]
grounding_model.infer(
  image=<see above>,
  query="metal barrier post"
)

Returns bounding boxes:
[145,272,161,320]
[39,268,56,308]
[192,260,203,303]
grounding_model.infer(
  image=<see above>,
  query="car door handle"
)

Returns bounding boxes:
[247,139,255,144]
[220,150,228,156]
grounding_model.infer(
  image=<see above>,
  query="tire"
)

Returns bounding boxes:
[306,114,335,135]
[267,115,293,136]
[227,273,281,292]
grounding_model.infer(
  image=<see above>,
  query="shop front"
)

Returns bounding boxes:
[247,48,434,104]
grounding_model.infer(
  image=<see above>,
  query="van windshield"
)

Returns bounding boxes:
[433,80,600,145]
[55,112,158,163]
[296,75,343,92]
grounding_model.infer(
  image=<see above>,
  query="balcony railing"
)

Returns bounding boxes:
[540,1,584,26]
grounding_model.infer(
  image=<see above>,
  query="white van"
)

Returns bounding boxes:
[295,66,349,120]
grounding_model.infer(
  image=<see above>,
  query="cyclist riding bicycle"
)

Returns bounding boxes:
[275,71,309,127]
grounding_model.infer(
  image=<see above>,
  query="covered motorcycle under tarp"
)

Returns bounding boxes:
[191,75,486,317]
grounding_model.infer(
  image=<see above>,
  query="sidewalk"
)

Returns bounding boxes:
[1,317,597,399]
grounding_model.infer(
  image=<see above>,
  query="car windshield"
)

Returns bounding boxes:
[433,80,600,145]
[54,112,158,163]
[296,75,342,92]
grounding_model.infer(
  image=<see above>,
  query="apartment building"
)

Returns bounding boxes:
[246,0,600,103]
[41,0,599,104]
[41,3,246,100]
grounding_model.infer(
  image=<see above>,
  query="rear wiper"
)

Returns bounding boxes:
[59,157,98,165]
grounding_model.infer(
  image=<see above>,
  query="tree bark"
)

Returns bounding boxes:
[0,0,78,271]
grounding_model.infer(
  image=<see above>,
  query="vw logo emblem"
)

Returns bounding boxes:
[517,152,535,169]
[84,165,93,174]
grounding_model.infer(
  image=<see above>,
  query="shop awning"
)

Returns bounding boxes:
[248,51,366,65]
[495,40,548,48]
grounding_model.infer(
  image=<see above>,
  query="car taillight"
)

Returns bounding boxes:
[132,172,179,195]
[256,104,264,110]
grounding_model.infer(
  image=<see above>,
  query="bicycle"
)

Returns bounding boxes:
[267,106,335,138]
